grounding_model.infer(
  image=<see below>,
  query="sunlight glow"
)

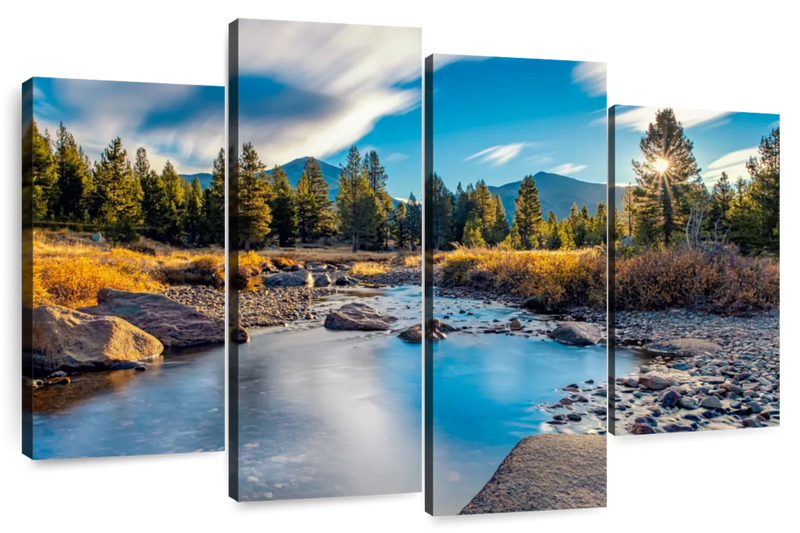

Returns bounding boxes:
[654,158,670,173]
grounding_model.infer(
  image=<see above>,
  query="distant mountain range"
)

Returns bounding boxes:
[180,173,214,190]
[488,171,626,221]
[267,156,411,208]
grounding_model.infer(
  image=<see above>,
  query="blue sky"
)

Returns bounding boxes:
[236,19,422,199]
[613,106,780,187]
[32,78,224,175]
[431,55,606,191]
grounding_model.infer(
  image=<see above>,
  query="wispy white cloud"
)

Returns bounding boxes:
[237,19,421,167]
[432,54,488,71]
[464,142,533,166]
[35,79,223,175]
[524,153,556,165]
[572,62,606,97]
[383,152,410,163]
[701,146,758,184]
[700,118,731,131]
[615,106,732,132]
[549,163,587,176]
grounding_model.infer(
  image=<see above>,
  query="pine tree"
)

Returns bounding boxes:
[336,146,377,252]
[184,177,203,244]
[545,211,561,249]
[204,148,226,245]
[631,108,700,245]
[514,175,543,249]
[462,214,486,248]
[295,170,318,243]
[393,201,410,249]
[490,194,509,243]
[430,173,454,249]
[620,184,636,238]
[303,157,334,239]
[453,182,472,243]
[92,137,142,241]
[589,202,607,245]
[137,148,168,238]
[728,177,760,253]
[160,160,185,242]
[268,165,297,246]
[55,123,90,220]
[472,180,496,240]
[238,143,272,250]
[31,121,58,221]
[405,192,422,248]
[746,127,780,254]
[709,172,733,228]
[364,150,388,193]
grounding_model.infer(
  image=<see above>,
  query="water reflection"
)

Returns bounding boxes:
[431,298,606,515]
[237,285,422,501]
[32,345,224,459]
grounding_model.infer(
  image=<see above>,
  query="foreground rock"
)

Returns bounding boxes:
[459,434,606,514]
[262,270,313,288]
[549,322,602,346]
[645,338,723,356]
[324,303,397,331]
[398,319,457,343]
[32,305,163,373]
[79,288,224,348]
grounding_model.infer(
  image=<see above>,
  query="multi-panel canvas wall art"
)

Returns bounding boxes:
[424,55,608,515]
[22,78,226,459]
[228,19,422,502]
[608,106,780,435]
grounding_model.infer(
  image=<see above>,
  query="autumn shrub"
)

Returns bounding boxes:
[404,254,422,268]
[615,247,779,314]
[271,256,295,269]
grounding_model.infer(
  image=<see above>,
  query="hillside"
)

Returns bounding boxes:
[267,156,417,209]
[488,171,626,221]
[180,173,214,190]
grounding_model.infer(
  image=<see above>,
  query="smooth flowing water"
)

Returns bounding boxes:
[431,297,606,516]
[32,345,225,459]
[236,285,422,501]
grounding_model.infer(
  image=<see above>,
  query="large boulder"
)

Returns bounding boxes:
[32,305,163,373]
[78,288,224,348]
[324,303,397,331]
[334,274,359,286]
[645,338,722,357]
[262,270,313,288]
[314,273,332,287]
[548,322,602,346]
[459,434,606,514]
[398,319,458,343]
[638,374,673,391]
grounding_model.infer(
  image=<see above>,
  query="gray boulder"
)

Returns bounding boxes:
[548,322,602,346]
[645,338,723,357]
[324,303,397,331]
[262,270,313,288]
[90,232,105,243]
[398,319,458,343]
[314,273,332,287]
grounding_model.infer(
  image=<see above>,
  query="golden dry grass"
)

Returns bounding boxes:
[438,245,779,314]
[33,230,224,308]
[350,261,390,277]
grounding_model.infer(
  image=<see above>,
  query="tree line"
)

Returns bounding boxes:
[429,174,607,251]
[29,121,421,253]
[620,108,779,256]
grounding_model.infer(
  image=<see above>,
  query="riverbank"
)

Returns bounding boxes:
[436,272,783,436]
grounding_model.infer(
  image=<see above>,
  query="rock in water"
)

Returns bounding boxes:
[459,434,606,514]
[314,273,332,287]
[32,305,163,373]
[334,275,359,286]
[236,326,250,344]
[548,322,602,346]
[509,318,522,331]
[79,288,224,348]
[324,303,397,331]
[398,319,458,343]
[262,270,313,288]
[645,338,723,357]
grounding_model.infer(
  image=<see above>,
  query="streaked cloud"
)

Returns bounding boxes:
[432,54,489,71]
[572,62,606,97]
[701,146,758,184]
[549,163,587,176]
[34,78,223,175]
[237,19,421,167]
[615,106,732,132]
[464,142,533,166]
